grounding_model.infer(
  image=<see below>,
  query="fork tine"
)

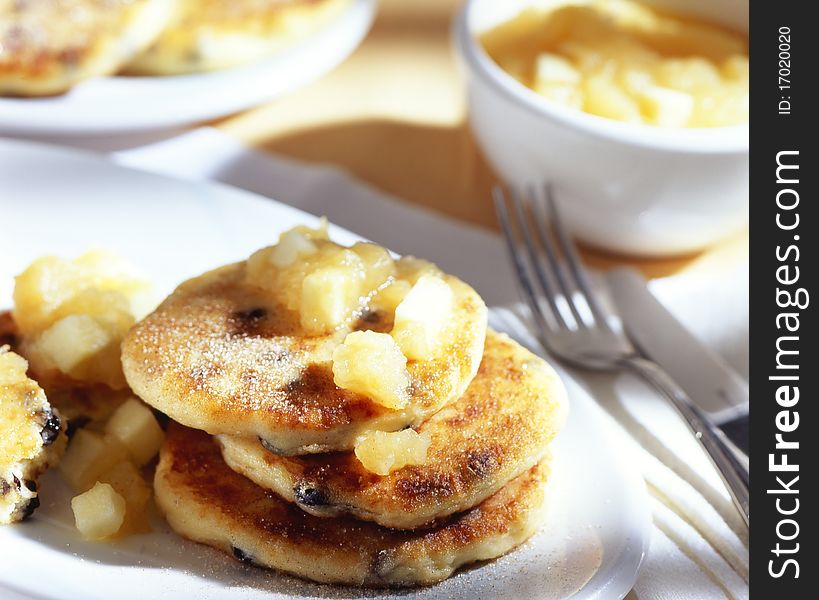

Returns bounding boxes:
[509,187,569,330]
[492,187,556,346]
[527,185,587,328]
[543,184,613,330]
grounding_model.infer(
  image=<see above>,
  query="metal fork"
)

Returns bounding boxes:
[493,184,750,528]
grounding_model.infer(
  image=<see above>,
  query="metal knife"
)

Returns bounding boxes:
[606,267,749,426]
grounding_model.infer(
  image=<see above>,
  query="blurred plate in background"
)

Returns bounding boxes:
[0,0,375,137]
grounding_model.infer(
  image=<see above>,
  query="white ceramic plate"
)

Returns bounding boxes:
[0,140,650,600]
[0,0,375,137]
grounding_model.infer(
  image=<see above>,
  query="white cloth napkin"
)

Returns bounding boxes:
[112,127,749,600]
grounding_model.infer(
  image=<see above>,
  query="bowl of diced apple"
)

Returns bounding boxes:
[454,0,749,256]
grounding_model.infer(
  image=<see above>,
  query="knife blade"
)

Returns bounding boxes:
[606,267,749,425]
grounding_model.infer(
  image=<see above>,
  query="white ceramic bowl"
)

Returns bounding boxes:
[454,0,749,256]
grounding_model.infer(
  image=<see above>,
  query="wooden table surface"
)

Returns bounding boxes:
[217,0,748,279]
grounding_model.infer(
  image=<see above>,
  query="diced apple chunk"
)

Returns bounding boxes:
[535,52,581,86]
[583,76,642,122]
[98,461,151,509]
[372,280,412,315]
[105,398,165,466]
[354,429,431,476]
[332,331,410,409]
[351,242,396,291]
[391,275,453,360]
[98,461,152,533]
[71,482,126,540]
[656,58,721,93]
[637,86,694,127]
[617,67,653,95]
[268,230,318,268]
[300,266,360,333]
[52,289,134,335]
[12,256,76,335]
[58,429,128,492]
[33,314,112,373]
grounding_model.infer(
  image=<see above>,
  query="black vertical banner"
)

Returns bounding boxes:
[751,0,817,596]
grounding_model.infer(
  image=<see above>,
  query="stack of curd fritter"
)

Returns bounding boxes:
[118,221,568,587]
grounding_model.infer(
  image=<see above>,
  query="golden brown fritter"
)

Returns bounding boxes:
[154,423,551,587]
[126,0,352,75]
[122,262,487,454]
[218,330,567,529]
[0,0,174,96]
[1,346,66,523]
